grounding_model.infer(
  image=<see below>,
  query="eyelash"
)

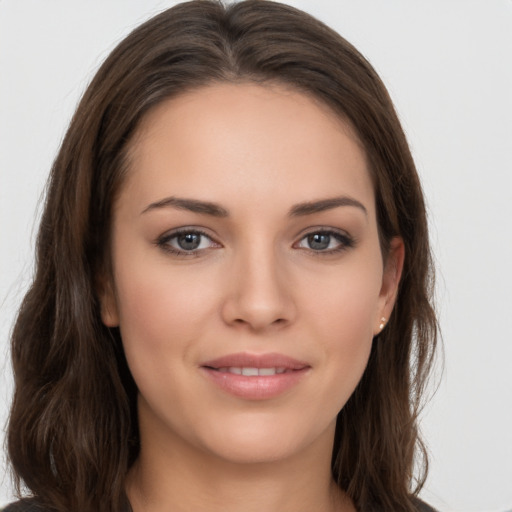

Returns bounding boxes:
[155,228,355,257]
[294,229,355,255]
[155,228,219,257]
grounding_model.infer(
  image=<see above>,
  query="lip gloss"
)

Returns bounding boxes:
[200,352,311,400]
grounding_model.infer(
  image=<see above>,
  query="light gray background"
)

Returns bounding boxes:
[1,1,511,511]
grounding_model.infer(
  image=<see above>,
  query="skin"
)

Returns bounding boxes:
[100,82,404,512]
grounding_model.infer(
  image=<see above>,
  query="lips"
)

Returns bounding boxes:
[200,352,311,400]
[214,367,291,376]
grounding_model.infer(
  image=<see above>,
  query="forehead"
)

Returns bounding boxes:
[121,82,374,218]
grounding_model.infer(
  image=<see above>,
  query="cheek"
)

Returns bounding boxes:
[112,263,223,432]
[113,259,220,368]
[301,261,381,405]
[305,260,382,342]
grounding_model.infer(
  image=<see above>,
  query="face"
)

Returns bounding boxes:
[101,83,403,466]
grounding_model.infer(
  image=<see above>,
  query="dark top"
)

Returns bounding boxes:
[2,496,439,512]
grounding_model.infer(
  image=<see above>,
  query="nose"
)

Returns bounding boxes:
[221,243,297,332]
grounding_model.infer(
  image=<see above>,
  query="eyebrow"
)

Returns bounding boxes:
[141,195,367,217]
[289,196,368,217]
[142,196,229,217]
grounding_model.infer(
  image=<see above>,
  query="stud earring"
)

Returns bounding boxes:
[379,317,386,331]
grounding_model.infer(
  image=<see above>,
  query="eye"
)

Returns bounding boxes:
[156,228,220,256]
[295,230,354,253]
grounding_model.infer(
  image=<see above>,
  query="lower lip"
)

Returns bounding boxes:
[200,367,310,400]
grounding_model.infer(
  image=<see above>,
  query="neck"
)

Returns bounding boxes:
[126,419,354,512]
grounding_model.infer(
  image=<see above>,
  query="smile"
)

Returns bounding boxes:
[200,353,311,400]
[211,367,293,376]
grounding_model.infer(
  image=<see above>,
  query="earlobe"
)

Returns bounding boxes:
[376,236,405,334]
[97,276,119,327]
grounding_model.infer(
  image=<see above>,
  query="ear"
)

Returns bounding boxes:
[96,274,119,327]
[374,236,405,335]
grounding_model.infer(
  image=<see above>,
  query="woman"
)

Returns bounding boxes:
[5,1,438,511]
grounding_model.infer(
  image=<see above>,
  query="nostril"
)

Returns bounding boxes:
[220,280,297,330]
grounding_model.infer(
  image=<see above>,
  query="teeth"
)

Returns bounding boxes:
[241,367,259,376]
[217,367,289,376]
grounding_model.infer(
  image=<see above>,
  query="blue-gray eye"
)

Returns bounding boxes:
[307,233,331,250]
[296,230,353,252]
[177,232,202,250]
[157,229,218,255]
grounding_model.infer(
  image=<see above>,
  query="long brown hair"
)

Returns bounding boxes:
[7,1,438,511]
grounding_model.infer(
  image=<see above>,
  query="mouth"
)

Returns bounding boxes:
[206,366,297,376]
[201,352,309,371]
[200,352,311,400]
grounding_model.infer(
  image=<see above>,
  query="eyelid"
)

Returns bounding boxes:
[154,225,355,257]
[293,227,355,253]
[155,226,222,257]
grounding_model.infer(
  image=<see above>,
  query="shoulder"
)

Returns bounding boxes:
[2,497,132,512]
[1,499,50,512]
[4,497,438,512]
[412,496,439,512]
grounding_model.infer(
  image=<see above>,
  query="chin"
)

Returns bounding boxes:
[205,438,303,466]
[195,412,333,466]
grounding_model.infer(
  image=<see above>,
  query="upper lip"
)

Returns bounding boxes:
[201,352,310,370]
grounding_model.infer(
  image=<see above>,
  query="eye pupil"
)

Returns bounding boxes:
[308,233,330,250]
[178,232,201,250]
